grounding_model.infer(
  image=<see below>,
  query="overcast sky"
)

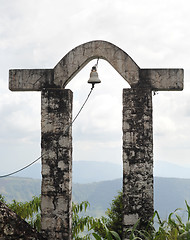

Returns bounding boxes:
[0,0,190,176]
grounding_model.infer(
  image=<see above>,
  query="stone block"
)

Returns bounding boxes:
[9,69,54,91]
[140,68,184,90]
[123,213,139,226]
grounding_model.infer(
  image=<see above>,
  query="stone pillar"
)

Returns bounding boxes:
[41,89,73,240]
[122,88,153,238]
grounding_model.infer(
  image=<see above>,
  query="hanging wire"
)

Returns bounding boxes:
[0,85,95,179]
[95,58,99,68]
[0,155,43,178]
[71,85,94,126]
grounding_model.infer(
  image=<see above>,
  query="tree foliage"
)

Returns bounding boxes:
[7,195,41,231]
[72,201,94,239]
[2,192,190,239]
[126,200,190,240]
[93,191,123,239]
[0,195,120,239]
[106,191,123,237]
[72,201,121,240]
[0,194,6,203]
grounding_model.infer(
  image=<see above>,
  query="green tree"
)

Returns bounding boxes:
[4,192,190,240]
[0,194,6,203]
[72,201,121,240]
[93,191,123,239]
[0,195,121,239]
[106,191,123,238]
[72,201,95,240]
[7,195,41,231]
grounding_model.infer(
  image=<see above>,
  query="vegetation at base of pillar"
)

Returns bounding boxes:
[106,191,123,237]
[0,194,121,239]
[93,191,123,239]
[72,200,121,240]
[126,200,190,240]
[1,193,190,239]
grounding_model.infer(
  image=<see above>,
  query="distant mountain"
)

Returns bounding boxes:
[12,161,123,183]
[72,161,122,183]
[2,159,190,221]
[0,177,41,202]
[1,176,190,221]
[154,161,190,179]
[8,160,190,182]
[13,162,42,179]
[154,177,190,219]
[72,178,122,217]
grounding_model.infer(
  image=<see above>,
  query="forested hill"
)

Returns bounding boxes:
[0,177,40,202]
[1,176,190,219]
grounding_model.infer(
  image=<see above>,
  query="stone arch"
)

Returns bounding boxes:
[54,40,140,88]
[8,40,183,240]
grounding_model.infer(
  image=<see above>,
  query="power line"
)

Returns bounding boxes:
[0,86,94,179]
[0,155,43,179]
[71,84,94,126]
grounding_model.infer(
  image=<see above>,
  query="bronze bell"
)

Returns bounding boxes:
[88,66,101,85]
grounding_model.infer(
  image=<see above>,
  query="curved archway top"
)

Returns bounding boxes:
[54,40,140,88]
[9,40,183,91]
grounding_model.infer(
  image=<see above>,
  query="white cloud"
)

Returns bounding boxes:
[73,139,122,165]
[0,80,40,143]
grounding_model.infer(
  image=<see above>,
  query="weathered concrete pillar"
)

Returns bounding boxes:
[41,89,73,240]
[123,88,153,238]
